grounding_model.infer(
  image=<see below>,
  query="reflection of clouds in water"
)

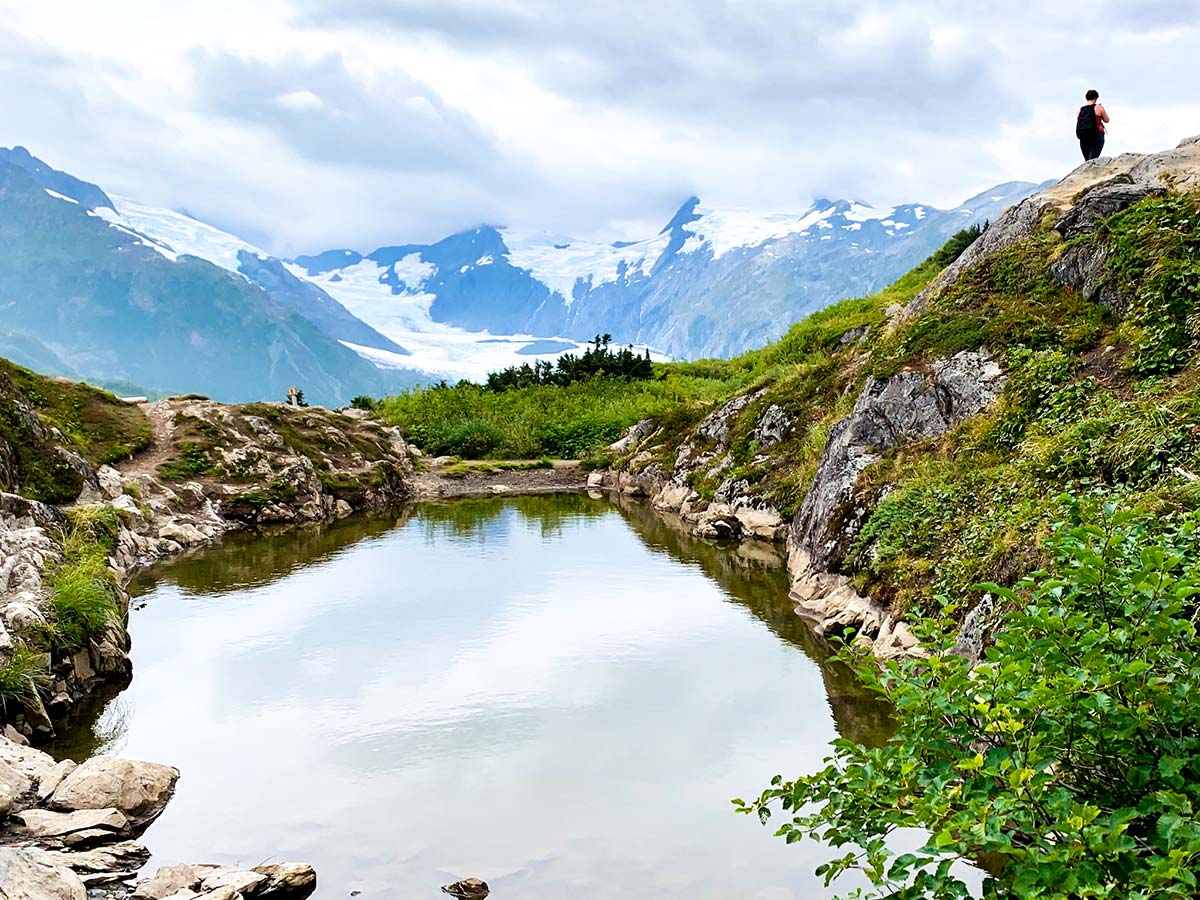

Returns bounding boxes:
[77,498,872,899]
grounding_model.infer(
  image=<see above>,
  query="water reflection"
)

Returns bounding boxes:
[52,495,892,899]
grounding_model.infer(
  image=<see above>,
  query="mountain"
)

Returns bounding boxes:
[0,150,420,406]
[295,181,1052,360]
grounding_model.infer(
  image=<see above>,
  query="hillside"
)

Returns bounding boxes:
[0,149,419,406]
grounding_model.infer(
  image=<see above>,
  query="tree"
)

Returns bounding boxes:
[738,496,1200,899]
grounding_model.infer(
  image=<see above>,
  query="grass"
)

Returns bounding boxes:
[47,506,122,652]
[0,645,50,713]
[440,457,555,478]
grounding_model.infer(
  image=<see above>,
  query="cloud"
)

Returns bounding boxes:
[189,49,503,173]
[0,0,1198,255]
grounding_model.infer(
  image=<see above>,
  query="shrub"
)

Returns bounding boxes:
[739,497,1200,899]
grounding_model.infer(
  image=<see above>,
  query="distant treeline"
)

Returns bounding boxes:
[484,334,654,392]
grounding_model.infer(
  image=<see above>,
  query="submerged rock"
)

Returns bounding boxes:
[442,877,490,899]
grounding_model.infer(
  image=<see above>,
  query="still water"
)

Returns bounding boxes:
[56,494,890,899]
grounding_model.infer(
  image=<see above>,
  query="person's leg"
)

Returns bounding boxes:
[1095,133,1105,159]
[1080,137,1090,160]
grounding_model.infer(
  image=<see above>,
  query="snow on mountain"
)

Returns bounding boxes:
[500,229,671,302]
[112,196,265,272]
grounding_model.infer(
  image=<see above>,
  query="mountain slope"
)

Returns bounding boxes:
[0,155,417,406]
[298,181,1050,361]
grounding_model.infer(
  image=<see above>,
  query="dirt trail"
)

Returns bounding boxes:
[116,400,177,479]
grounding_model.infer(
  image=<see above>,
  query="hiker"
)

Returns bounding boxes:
[1076,90,1109,161]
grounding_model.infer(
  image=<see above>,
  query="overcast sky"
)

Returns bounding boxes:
[2,0,1197,255]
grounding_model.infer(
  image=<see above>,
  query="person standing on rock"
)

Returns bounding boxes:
[1076,89,1110,161]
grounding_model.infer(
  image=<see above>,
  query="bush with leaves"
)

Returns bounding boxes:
[738,495,1200,899]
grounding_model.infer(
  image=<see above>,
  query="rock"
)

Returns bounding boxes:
[695,392,761,447]
[792,350,1005,571]
[36,760,77,802]
[608,418,658,455]
[250,862,318,897]
[157,522,208,547]
[1053,175,1167,240]
[490,485,510,494]
[752,404,789,448]
[33,842,150,875]
[0,784,13,819]
[694,513,743,540]
[199,867,267,894]
[442,877,489,899]
[586,472,605,488]
[16,807,130,838]
[334,499,353,518]
[132,865,200,900]
[1,726,27,747]
[0,733,54,783]
[0,848,86,900]
[47,756,179,829]
[0,757,32,808]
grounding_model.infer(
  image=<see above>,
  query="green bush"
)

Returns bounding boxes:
[739,497,1200,899]
[47,506,122,651]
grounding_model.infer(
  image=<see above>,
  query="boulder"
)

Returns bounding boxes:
[586,472,605,488]
[33,841,150,875]
[250,862,318,898]
[47,756,179,829]
[0,848,86,900]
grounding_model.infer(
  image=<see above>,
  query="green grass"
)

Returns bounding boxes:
[47,506,122,652]
[440,457,555,478]
[0,645,50,713]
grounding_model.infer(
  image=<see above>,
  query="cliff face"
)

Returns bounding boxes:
[603,134,1200,657]
[0,368,418,742]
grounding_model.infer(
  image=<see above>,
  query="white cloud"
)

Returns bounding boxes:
[0,0,1197,255]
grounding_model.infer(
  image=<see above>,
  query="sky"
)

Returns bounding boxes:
[1,0,1198,256]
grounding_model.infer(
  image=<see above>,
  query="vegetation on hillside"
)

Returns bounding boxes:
[0,359,151,503]
[380,232,980,462]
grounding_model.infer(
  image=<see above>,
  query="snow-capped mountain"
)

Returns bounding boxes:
[0,148,421,406]
[295,182,1052,361]
[0,143,1052,399]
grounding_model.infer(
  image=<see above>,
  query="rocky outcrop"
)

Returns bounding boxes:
[793,350,1005,571]
[600,349,1006,657]
[0,735,314,900]
[907,134,1200,320]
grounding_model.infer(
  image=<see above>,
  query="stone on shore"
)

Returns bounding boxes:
[0,848,86,900]
[47,756,179,829]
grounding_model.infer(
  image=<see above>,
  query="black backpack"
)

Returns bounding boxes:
[1076,104,1099,139]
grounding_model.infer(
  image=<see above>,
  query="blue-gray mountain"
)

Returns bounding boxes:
[296,183,1051,360]
[0,148,418,406]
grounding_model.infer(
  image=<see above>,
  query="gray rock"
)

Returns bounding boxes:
[1053,176,1166,240]
[15,807,130,838]
[695,392,761,447]
[752,404,790,448]
[0,848,86,900]
[793,350,1005,571]
[199,867,267,894]
[47,756,179,829]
